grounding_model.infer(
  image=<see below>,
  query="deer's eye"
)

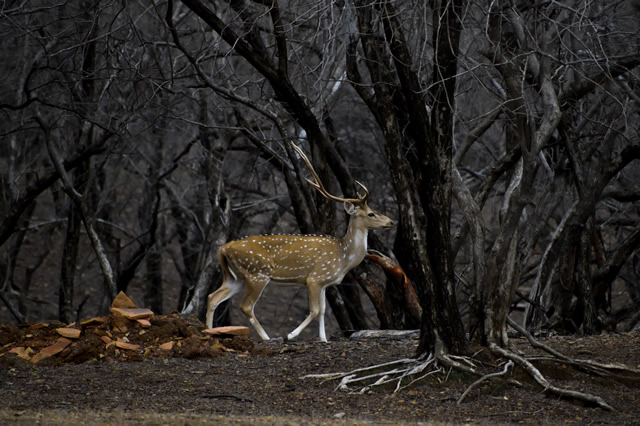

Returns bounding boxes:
[368,212,376,217]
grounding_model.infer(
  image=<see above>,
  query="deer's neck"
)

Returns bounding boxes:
[340,218,368,268]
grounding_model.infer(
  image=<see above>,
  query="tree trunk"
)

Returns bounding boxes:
[181,103,231,318]
[348,0,468,355]
[416,0,468,355]
[59,191,82,324]
[144,247,163,314]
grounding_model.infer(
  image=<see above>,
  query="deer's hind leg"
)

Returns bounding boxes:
[239,274,271,341]
[205,277,243,329]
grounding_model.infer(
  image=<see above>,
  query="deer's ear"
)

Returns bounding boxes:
[344,201,357,216]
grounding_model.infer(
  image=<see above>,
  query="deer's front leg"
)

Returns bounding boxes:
[287,281,324,341]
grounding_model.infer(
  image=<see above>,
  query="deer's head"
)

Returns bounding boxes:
[292,142,394,230]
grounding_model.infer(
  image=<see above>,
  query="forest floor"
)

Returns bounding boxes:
[1,307,640,425]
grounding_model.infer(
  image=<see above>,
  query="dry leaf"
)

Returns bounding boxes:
[114,341,141,351]
[56,328,81,339]
[30,323,49,330]
[111,292,138,309]
[111,307,154,320]
[80,317,108,326]
[136,318,152,328]
[31,338,72,364]
[159,341,174,351]
[202,326,250,336]
[9,346,34,360]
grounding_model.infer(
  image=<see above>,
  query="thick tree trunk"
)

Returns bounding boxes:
[417,0,468,355]
[347,0,468,355]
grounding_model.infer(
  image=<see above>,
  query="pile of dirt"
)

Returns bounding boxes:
[0,293,270,368]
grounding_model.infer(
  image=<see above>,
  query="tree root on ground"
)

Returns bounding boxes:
[303,356,441,393]
[488,342,613,410]
[456,360,514,406]
[506,317,640,381]
[303,352,479,395]
[303,321,640,411]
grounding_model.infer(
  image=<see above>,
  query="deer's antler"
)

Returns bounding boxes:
[291,142,368,205]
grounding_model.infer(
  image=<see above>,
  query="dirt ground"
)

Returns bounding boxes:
[1,307,640,425]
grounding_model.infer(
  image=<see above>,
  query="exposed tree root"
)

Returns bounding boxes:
[488,342,613,411]
[457,360,513,406]
[507,317,640,380]
[303,325,640,411]
[304,356,440,393]
[303,352,478,394]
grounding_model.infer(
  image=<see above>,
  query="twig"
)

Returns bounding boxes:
[204,394,253,402]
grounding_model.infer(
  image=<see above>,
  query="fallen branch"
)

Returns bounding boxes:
[350,329,419,340]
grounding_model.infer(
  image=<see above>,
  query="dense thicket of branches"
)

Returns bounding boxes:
[1,1,639,356]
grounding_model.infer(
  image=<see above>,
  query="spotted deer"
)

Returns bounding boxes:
[205,143,394,342]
